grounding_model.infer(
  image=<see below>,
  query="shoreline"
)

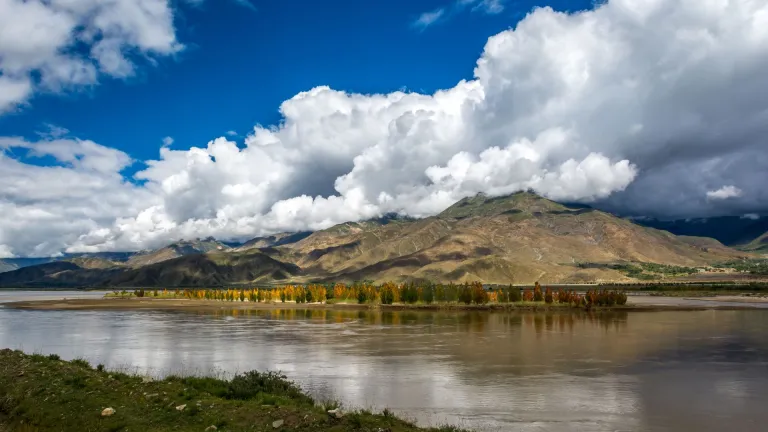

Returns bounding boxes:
[4,296,768,312]
[0,349,460,432]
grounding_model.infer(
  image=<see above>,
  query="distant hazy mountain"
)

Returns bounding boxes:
[742,231,768,253]
[0,252,135,274]
[635,216,768,246]
[0,249,298,288]
[0,260,18,273]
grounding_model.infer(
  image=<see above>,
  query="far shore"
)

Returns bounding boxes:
[4,295,768,312]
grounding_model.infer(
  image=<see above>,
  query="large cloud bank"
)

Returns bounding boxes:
[2,0,768,257]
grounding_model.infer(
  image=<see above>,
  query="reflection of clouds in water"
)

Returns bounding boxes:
[1,306,767,432]
[715,378,748,400]
[635,367,768,432]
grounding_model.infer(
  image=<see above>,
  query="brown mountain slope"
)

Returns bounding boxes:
[742,231,768,253]
[105,250,300,287]
[67,257,122,269]
[235,231,312,251]
[280,192,749,284]
[127,237,230,267]
[0,250,298,288]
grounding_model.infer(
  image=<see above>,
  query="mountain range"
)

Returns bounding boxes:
[0,192,761,287]
[636,216,768,247]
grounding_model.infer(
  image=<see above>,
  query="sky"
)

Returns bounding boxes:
[1,0,767,257]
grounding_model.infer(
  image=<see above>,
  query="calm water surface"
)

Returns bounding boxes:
[1,291,767,431]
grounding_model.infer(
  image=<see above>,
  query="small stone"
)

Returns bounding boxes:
[101,407,116,417]
[142,376,154,383]
[327,408,344,419]
[176,404,187,411]
[204,426,217,432]
[272,419,284,428]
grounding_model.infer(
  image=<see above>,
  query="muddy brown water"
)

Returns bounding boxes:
[1,291,767,431]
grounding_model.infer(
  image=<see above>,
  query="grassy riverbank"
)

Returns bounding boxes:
[0,349,465,432]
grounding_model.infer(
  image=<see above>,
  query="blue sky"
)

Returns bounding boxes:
[0,0,593,164]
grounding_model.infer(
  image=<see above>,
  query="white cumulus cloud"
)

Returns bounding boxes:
[0,0,182,113]
[2,0,768,256]
[707,186,744,200]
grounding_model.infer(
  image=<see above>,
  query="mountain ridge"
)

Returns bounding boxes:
[0,192,756,287]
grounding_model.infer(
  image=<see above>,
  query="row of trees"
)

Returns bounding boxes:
[125,281,628,308]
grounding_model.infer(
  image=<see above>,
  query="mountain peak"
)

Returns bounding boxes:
[438,191,568,219]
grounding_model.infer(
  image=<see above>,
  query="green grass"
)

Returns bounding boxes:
[0,349,468,432]
[712,259,768,275]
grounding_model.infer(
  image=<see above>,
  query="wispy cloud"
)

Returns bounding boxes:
[458,0,506,14]
[232,0,257,11]
[184,0,257,12]
[413,0,506,31]
[36,124,70,139]
[412,8,447,30]
[162,136,174,147]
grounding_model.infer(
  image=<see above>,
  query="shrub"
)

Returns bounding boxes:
[584,289,627,307]
[71,358,91,369]
[471,282,489,304]
[64,374,87,389]
[509,286,522,302]
[522,289,533,302]
[227,371,312,404]
[357,289,368,304]
[544,287,554,304]
[422,285,435,304]
[616,291,628,305]
[533,282,543,302]
[401,284,418,304]
[458,284,472,305]
[380,284,395,305]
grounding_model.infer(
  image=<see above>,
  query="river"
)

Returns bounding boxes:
[1,291,767,431]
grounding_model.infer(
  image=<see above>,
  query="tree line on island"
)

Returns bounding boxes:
[120,281,628,309]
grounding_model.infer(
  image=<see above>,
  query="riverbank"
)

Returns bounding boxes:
[0,349,465,432]
[4,295,768,312]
